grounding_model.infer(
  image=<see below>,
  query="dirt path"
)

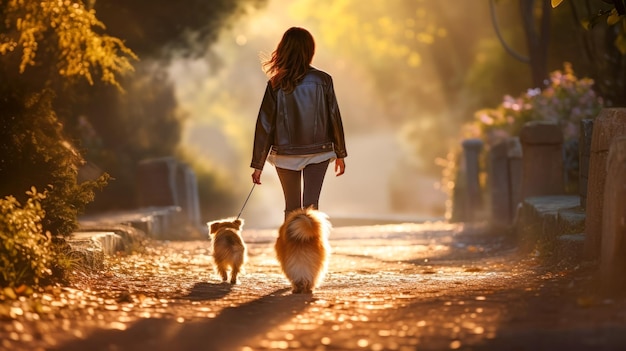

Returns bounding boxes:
[2,222,625,351]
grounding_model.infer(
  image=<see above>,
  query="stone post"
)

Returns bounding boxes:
[180,164,202,229]
[489,141,509,225]
[450,167,467,223]
[136,157,179,207]
[579,119,594,209]
[600,136,626,292]
[585,108,626,259]
[136,157,204,238]
[488,137,524,227]
[507,137,523,221]
[520,121,564,198]
[462,139,484,221]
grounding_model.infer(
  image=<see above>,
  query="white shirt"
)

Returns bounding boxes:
[267,150,337,171]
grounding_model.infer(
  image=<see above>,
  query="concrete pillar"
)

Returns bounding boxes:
[600,136,626,292]
[180,164,202,228]
[520,121,564,198]
[450,167,467,223]
[579,119,594,209]
[488,137,523,227]
[136,157,179,207]
[585,108,626,259]
[489,141,510,225]
[136,157,204,238]
[507,137,523,221]
[462,139,484,221]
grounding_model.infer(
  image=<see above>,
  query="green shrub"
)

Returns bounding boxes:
[0,188,55,288]
[0,90,109,238]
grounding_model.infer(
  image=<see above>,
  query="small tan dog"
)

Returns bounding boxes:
[275,207,331,294]
[207,218,247,284]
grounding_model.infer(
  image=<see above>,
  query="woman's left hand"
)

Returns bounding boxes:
[252,169,262,184]
[335,158,345,176]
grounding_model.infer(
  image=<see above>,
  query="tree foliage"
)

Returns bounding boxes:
[0,0,265,288]
[1,0,267,218]
[551,0,626,106]
[553,0,626,54]
[70,0,267,212]
[0,0,137,88]
[0,90,109,237]
[292,0,445,116]
[292,0,529,173]
[93,0,266,60]
[72,63,186,210]
[0,0,133,240]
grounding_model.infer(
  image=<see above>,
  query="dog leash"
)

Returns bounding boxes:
[236,183,255,220]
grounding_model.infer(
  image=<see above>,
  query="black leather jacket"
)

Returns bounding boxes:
[251,68,347,170]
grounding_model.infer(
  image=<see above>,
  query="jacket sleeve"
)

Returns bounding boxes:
[250,82,277,170]
[326,77,348,158]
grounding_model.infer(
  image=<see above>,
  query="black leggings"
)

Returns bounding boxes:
[275,159,330,217]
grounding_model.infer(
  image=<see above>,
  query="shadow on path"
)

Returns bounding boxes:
[55,288,312,351]
[180,282,232,301]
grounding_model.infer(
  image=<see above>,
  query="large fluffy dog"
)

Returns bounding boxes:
[207,218,247,284]
[275,208,331,293]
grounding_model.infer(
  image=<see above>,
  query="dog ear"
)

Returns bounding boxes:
[208,221,223,233]
[233,218,244,229]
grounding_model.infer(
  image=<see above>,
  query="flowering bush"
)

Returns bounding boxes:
[0,188,55,288]
[470,63,603,147]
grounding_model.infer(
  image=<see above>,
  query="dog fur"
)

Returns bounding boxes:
[275,208,331,293]
[207,218,247,284]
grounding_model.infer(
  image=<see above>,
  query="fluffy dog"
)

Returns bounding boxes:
[275,208,331,293]
[207,218,247,284]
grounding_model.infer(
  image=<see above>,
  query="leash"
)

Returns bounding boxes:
[236,183,255,220]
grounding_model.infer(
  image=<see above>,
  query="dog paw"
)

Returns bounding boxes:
[292,282,313,294]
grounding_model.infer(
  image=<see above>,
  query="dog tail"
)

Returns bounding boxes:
[284,208,331,241]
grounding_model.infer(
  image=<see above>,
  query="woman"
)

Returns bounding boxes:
[250,27,347,218]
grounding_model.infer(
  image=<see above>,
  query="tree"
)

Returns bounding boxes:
[492,0,626,105]
[2,0,269,217]
[0,0,136,89]
[0,0,267,286]
[552,0,626,106]
[65,0,268,212]
[490,0,552,89]
[293,0,529,173]
[94,0,266,60]
[0,0,135,236]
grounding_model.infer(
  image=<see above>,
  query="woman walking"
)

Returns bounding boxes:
[250,27,347,218]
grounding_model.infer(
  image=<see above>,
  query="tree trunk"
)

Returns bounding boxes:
[520,0,551,88]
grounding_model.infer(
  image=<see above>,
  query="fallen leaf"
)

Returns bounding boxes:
[3,287,16,300]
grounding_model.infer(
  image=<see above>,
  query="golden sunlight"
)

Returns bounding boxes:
[168,0,504,228]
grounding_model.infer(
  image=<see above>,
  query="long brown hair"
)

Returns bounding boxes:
[263,27,315,93]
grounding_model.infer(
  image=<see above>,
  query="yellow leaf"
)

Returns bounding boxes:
[3,287,16,300]
[607,9,621,26]
[551,0,565,8]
